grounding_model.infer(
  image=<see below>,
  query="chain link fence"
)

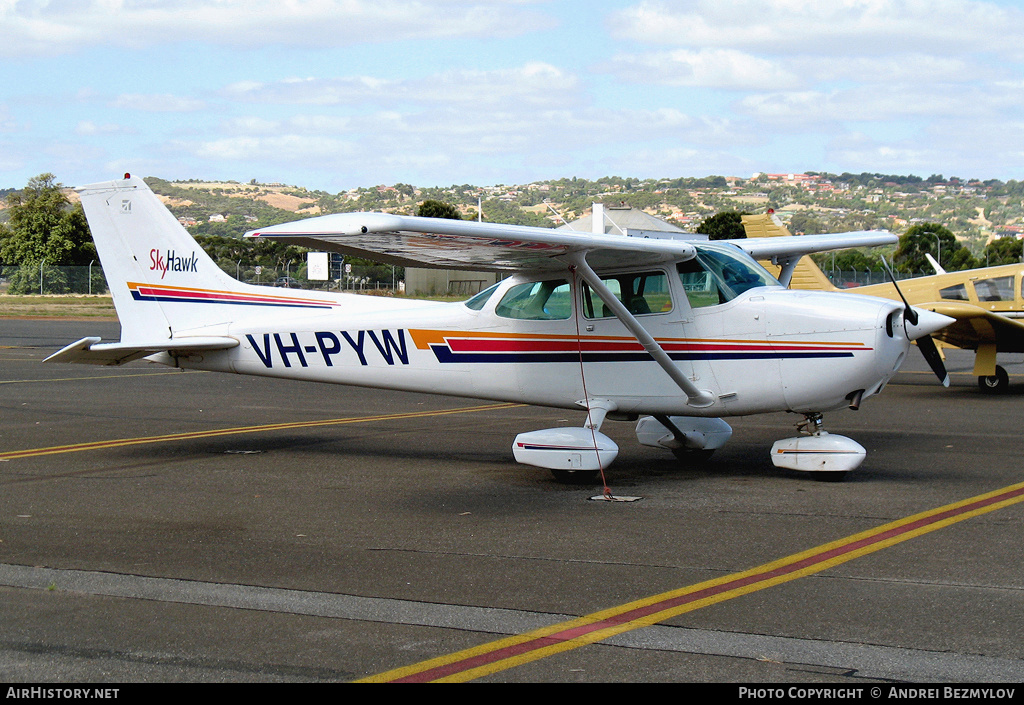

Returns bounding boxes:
[1,264,109,295]
[1,262,403,295]
[219,260,402,293]
[824,269,913,288]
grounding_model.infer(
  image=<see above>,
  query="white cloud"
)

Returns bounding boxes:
[111,93,207,112]
[604,146,756,180]
[0,140,27,171]
[178,102,757,186]
[827,132,938,173]
[0,105,23,132]
[738,81,1024,128]
[74,121,137,136]
[192,134,358,162]
[793,54,977,85]
[823,114,1024,177]
[0,0,553,57]
[604,48,802,90]
[611,0,1024,58]
[225,62,579,110]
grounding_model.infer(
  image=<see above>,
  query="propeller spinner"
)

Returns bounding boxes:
[880,259,952,387]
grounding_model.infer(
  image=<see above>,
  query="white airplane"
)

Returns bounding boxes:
[47,176,952,481]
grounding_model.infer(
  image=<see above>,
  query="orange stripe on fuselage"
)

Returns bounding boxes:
[408,329,867,352]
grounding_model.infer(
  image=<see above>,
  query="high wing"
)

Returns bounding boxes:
[245,213,896,272]
[247,213,696,271]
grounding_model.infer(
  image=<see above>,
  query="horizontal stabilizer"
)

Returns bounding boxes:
[44,336,239,367]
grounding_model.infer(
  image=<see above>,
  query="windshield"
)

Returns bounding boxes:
[464,281,501,310]
[679,242,781,308]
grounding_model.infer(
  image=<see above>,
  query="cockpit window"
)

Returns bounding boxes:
[939,283,969,301]
[678,242,781,308]
[464,281,501,310]
[495,279,573,320]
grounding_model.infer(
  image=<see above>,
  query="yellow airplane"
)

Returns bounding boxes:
[747,212,1022,393]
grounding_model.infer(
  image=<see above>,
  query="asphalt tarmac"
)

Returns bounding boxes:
[1,319,1022,683]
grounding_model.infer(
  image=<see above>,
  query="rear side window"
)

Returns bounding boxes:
[582,271,672,318]
[974,276,1014,302]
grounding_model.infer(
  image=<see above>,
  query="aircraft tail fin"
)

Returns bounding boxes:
[743,212,839,291]
[77,175,250,342]
[76,175,339,345]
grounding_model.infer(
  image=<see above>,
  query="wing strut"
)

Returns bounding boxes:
[568,252,715,409]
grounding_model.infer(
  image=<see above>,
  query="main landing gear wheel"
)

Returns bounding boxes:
[812,471,849,483]
[551,469,601,483]
[978,365,1009,394]
[671,448,715,463]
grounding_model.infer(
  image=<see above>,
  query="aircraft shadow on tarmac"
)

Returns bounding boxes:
[191,429,852,487]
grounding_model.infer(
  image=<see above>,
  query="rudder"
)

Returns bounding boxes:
[77,175,254,342]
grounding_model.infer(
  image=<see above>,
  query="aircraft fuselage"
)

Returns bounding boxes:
[170,273,909,419]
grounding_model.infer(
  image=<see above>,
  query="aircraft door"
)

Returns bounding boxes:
[577,269,700,403]
[676,257,783,414]
[481,277,588,405]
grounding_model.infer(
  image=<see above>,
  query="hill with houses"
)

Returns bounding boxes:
[5,171,1024,260]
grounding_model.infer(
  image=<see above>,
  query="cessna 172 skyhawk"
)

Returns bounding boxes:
[47,176,952,480]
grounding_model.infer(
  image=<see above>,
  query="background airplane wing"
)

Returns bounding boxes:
[735,230,897,260]
[246,213,698,272]
[918,302,1024,353]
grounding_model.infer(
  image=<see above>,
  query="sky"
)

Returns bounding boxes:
[3,0,1024,193]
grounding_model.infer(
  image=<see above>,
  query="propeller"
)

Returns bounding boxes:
[913,326,950,387]
[880,258,951,387]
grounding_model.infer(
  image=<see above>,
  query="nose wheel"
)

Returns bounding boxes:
[796,412,824,436]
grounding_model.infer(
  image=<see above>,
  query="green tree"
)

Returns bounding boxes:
[945,247,979,271]
[696,211,749,240]
[983,237,1024,266]
[788,212,827,235]
[417,199,462,220]
[0,174,95,266]
[893,222,960,274]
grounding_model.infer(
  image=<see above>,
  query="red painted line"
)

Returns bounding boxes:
[370,480,1024,683]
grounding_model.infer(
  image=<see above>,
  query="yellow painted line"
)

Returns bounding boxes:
[0,371,192,385]
[0,402,522,461]
[362,479,1024,682]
